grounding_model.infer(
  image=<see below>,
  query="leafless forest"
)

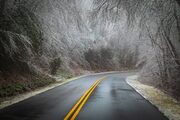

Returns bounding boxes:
[0,0,180,99]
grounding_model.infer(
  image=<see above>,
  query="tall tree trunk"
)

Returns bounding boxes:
[174,4,180,43]
[0,0,6,16]
[176,0,180,6]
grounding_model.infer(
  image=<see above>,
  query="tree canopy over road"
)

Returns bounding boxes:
[0,0,180,99]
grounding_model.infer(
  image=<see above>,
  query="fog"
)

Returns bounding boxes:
[0,0,180,99]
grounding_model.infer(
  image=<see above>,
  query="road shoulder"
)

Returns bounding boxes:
[0,75,87,109]
[126,75,180,120]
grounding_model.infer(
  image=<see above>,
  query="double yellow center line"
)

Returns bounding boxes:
[64,76,106,120]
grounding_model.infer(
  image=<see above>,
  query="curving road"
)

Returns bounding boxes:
[0,72,168,120]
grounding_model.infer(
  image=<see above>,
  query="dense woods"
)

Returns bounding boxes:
[0,0,180,99]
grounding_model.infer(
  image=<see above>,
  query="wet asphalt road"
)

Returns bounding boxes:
[0,72,168,120]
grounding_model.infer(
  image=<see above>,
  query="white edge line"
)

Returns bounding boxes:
[125,76,170,119]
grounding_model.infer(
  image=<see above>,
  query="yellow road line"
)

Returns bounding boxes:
[64,76,106,120]
[64,80,99,120]
[70,79,103,120]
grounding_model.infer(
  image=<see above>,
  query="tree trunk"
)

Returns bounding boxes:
[176,0,180,6]
[0,0,6,16]
[174,5,180,43]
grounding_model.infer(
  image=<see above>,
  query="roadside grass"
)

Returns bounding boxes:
[55,69,73,79]
[0,75,55,101]
[0,70,79,109]
[0,69,74,102]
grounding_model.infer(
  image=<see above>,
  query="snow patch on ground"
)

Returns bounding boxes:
[126,75,180,120]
